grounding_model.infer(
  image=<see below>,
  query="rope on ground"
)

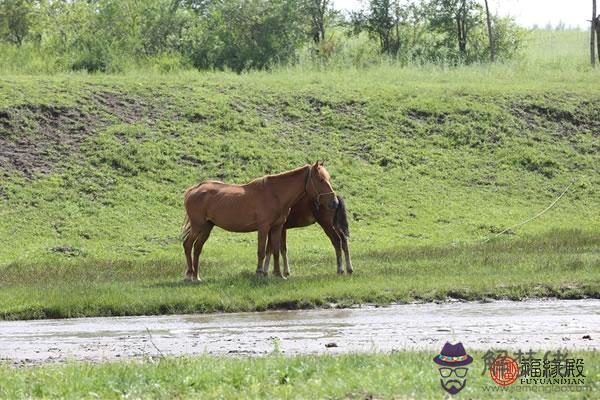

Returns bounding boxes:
[146,327,166,360]
[482,179,578,244]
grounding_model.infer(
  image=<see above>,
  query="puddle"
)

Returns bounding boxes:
[0,299,598,365]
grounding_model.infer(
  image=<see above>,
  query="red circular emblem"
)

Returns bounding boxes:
[490,356,519,386]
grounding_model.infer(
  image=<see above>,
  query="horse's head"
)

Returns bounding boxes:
[308,161,338,211]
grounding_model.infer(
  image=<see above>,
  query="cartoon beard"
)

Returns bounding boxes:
[441,378,466,395]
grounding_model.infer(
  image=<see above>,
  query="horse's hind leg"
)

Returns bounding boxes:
[192,223,214,281]
[183,228,199,281]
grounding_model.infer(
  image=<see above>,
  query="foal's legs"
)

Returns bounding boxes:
[340,233,353,274]
[269,224,285,278]
[319,222,344,274]
[261,231,286,276]
[192,223,214,281]
[263,229,290,277]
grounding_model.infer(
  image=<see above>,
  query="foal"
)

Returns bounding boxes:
[263,194,353,276]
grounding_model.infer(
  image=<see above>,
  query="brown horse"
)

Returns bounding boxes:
[263,194,353,276]
[182,162,337,281]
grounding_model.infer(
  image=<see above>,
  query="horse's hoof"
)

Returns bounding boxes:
[337,270,344,275]
[283,272,290,278]
[347,269,353,275]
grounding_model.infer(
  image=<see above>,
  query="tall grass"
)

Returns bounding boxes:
[522,29,591,69]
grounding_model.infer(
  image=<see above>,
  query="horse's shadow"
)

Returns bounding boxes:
[151,270,290,289]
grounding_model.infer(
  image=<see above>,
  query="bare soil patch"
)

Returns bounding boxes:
[0,104,98,176]
[0,92,168,176]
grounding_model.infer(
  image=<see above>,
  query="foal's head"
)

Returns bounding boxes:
[308,161,338,210]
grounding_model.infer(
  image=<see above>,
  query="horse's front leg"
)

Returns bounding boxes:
[263,232,272,275]
[256,227,269,275]
[281,228,290,277]
[269,224,285,278]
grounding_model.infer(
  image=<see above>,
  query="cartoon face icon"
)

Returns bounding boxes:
[433,342,474,395]
[438,366,469,394]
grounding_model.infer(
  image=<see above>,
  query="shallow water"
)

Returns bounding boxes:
[0,299,598,365]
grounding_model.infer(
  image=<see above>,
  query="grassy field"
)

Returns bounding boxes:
[0,29,599,320]
[1,352,599,399]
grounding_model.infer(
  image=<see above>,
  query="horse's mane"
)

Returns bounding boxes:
[264,164,330,181]
[334,196,350,238]
[265,165,309,179]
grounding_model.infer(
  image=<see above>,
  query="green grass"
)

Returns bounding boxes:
[1,352,599,399]
[0,34,599,320]
[0,230,598,320]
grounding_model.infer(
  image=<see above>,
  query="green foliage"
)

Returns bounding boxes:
[0,0,34,46]
[181,0,306,72]
[347,0,523,64]
[351,0,404,56]
[428,0,482,58]
[0,0,527,73]
[302,0,330,44]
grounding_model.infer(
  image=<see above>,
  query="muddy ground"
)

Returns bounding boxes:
[0,299,598,366]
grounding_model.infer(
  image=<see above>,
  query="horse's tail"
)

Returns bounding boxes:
[181,183,200,243]
[334,196,350,238]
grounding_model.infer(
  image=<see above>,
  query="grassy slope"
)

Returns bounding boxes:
[1,352,599,399]
[0,62,599,319]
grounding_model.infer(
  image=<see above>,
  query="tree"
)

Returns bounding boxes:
[0,0,34,46]
[351,0,405,56]
[181,0,307,72]
[483,0,495,61]
[429,0,482,59]
[303,0,329,44]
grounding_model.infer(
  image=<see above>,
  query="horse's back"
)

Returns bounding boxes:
[185,180,242,197]
[184,180,264,232]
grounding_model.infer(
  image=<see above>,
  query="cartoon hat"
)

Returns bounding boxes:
[433,342,473,367]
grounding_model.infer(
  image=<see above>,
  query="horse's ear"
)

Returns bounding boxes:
[319,160,325,166]
[313,161,320,168]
